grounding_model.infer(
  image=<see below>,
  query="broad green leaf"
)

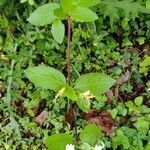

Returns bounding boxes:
[75,0,100,8]
[74,73,115,96]
[77,97,90,112]
[54,7,66,19]
[51,20,65,44]
[63,86,78,101]
[80,124,103,146]
[25,65,66,91]
[134,96,143,106]
[45,133,73,150]
[61,0,75,13]
[71,7,98,22]
[27,3,59,26]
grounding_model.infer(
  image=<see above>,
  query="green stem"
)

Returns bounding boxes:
[6,44,17,106]
[66,15,71,86]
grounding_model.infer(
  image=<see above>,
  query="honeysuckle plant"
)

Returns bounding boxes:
[25,0,115,149]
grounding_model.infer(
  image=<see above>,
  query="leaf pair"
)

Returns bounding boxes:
[25,65,115,112]
[27,0,100,43]
[27,3,64,44]
[45,124,102,150]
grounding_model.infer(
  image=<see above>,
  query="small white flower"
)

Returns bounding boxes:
[65,144,75,150]
[93,142,105,150]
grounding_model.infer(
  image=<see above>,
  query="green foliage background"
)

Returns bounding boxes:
[0,0,150,149]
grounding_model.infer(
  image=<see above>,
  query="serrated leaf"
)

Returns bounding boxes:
[134,117,149,135]
[45,133,73,150]
[61,0,74,13]
[25,65,66,91]
[51,20,65,44]
[100,0,145,27]
[80,124,103,146]
[71,7,98,22]
[112,129,130,149]
[75,0,100,8]
[74,73,115,96]
[27,3,59,26]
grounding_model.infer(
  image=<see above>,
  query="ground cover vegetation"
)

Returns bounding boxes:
[0,0,150,149]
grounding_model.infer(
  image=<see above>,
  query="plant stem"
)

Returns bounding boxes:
[6,44,17,106]
[66,16,78,142]
[66,15,71,85]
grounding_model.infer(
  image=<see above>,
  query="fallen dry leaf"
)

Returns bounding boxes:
[85,109,115,137]
[35,110,48,125]
[117,70,130,85]
[108,60,117,67]
[106,90,114,102]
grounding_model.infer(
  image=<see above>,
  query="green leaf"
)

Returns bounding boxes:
[75,0,100,8]
[77,97,91,112]
[134,96,143,106]
[134,117,149,136]
[45,133,73,150]
[140,55,150,67]
[74,73,115,96]
[146,0,150,11]
[121,17,129,29]
[100,0,145,27]
[112,129,130,150]
[54,7,66,19]
[51,20,65,44]
[28,0,34,5]
[108,108,118,119]
[20,0,27,3]
[63,86,78,101]
[145,142,150,150]
[80,124,103,146]
[71,7,98,22]
[61,0,75,13]
[137,37,145,45]
[27,3,59,26]
[25,65,66,91]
